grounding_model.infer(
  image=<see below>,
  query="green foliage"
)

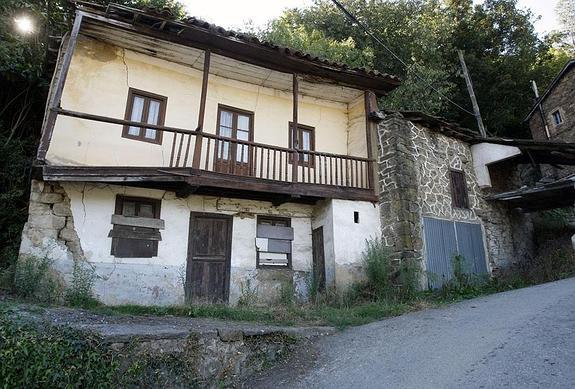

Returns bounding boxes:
[13,254,64,303]
[65,261,99,308]
[237,278,259,307]
[0,309,119,388]
[258,0,572,137]
[278,281,296,307]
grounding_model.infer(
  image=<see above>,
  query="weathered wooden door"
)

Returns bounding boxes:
[312,227,326,292]
[186,213,233,303]
[215,105,253,176]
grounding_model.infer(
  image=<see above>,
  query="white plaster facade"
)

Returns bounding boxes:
[20,182,380,305]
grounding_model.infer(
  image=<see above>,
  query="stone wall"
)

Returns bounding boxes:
[528,64,575,180]
[20,179,83,264]
[378,114,534,276]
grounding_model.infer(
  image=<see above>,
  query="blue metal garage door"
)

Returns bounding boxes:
[423,217,488,289]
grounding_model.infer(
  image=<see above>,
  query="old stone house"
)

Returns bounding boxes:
[20,3,575,306]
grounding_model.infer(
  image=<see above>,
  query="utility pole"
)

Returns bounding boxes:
[457,50,487,138]
[531,80,551,140]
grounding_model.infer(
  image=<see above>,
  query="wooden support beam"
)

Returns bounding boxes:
[176,184,200,198]
[37,12,83,161]
[192,50,210,169]
[292,73,299,183]
[364,90,378,192]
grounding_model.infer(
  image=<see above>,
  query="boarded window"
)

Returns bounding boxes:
[449,170,469,209]
[289,123,315,167]
[256,216,292,268]
[109,196,162,258]
[122,88,167,144]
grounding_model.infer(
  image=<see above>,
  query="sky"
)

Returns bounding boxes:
[181,0,560,35]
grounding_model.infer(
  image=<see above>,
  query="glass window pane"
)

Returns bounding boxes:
[237,129,249,141]
[144,100,161,140]
[123,201,136,216]
[147,100,160,125]
[219,126,232,138]
[220,110,233,127]
[138,203,154,218]
[218,141,230,160]
[128,96,145,136]
[302,130,311,151]
[237,115,250,131]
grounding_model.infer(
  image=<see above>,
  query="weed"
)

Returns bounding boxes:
[278,281,295,307]
[237,279,259,307]
[65,261,99,308]
[13,254,63,303]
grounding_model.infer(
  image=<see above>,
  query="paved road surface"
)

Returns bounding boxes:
[250,278,575,388]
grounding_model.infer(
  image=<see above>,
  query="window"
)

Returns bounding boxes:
[109,196,162,258]
[289,123,315,167]
[122,88,167,144]
[552,110,563,126]
[256,216,293,268]
[216,105,254,164]
[449,170,469,209]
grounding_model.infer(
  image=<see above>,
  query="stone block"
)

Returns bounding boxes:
[59,227,78,242]
[30,192,64,204]
[30,180,45,194]
[66,241,84,258]
[22,225,59,244]
[28,202,52,215]
[52,202,72,217]
[218,329,243,342]
[28,214,66,230]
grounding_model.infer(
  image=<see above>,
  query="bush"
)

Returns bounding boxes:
[237,279,258,307]
[0,310,119,388]
[13,254,63,303]
[65,261,99,308]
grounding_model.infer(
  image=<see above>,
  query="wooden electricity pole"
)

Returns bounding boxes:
[531,80,551,139]
[457,50,487,138]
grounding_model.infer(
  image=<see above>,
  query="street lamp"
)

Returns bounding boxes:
[14,16,35,34]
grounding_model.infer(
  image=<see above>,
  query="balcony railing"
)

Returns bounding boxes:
[53,108,374,190]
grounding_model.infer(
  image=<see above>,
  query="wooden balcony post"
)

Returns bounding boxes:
[37,11,83,162]
[191,50,210,169]
[292,73,299,182]
[364,90,378,191]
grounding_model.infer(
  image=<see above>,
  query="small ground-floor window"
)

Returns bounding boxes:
[256,216,293,268]
[109,196,163,258]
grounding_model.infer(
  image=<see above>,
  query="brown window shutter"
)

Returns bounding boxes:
[450,170,469,209]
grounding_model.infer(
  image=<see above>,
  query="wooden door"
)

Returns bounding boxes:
[312,227,326,291]
[215,105,253,176]
[186,213,233,303]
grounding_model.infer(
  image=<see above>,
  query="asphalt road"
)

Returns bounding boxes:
[250,278,575,388]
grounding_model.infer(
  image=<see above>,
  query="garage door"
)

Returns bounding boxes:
[423,217,488,289]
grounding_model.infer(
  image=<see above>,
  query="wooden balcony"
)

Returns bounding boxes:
[39,109,377,204]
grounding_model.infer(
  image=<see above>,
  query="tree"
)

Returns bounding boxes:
[556,0,575,49]
[258,0,566,138]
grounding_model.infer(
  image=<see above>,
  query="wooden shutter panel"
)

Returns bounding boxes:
[450,170,469,209]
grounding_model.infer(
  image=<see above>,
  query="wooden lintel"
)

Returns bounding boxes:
[292,73,299,182]
[192,50,211,169]
[37,11,84,161]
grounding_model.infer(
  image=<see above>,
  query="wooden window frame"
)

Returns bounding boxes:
[256,215,292,269]
[288,122,315,168]
[449,169,470,209]
[111,195,162,258]
[216,104,255,163]
[551,109,563,126]
[122,88,167,145]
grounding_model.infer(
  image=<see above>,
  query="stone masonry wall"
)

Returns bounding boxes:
[528,64,575,180]
[378,114,534,275]
[20,179,83,263]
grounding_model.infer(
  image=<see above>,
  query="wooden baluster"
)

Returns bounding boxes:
[285,151,289,181]
[204,137,211,171]
[229,139,235,175]
[176,132,185,167]
[259,146,264,179]
[323,155,327,185]
[335,156,339,186]
[317,155,322,185]
[354,159,358,188]
[266,147,270,179]
[273,149,277,180]
[360,161,364,188]
[330,156,333,185]
[183,133,192,167]
[345,158,350,187]
[169,132,178,167]
[279,150,283,182]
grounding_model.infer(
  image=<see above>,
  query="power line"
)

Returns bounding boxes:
[330,0,476,117]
